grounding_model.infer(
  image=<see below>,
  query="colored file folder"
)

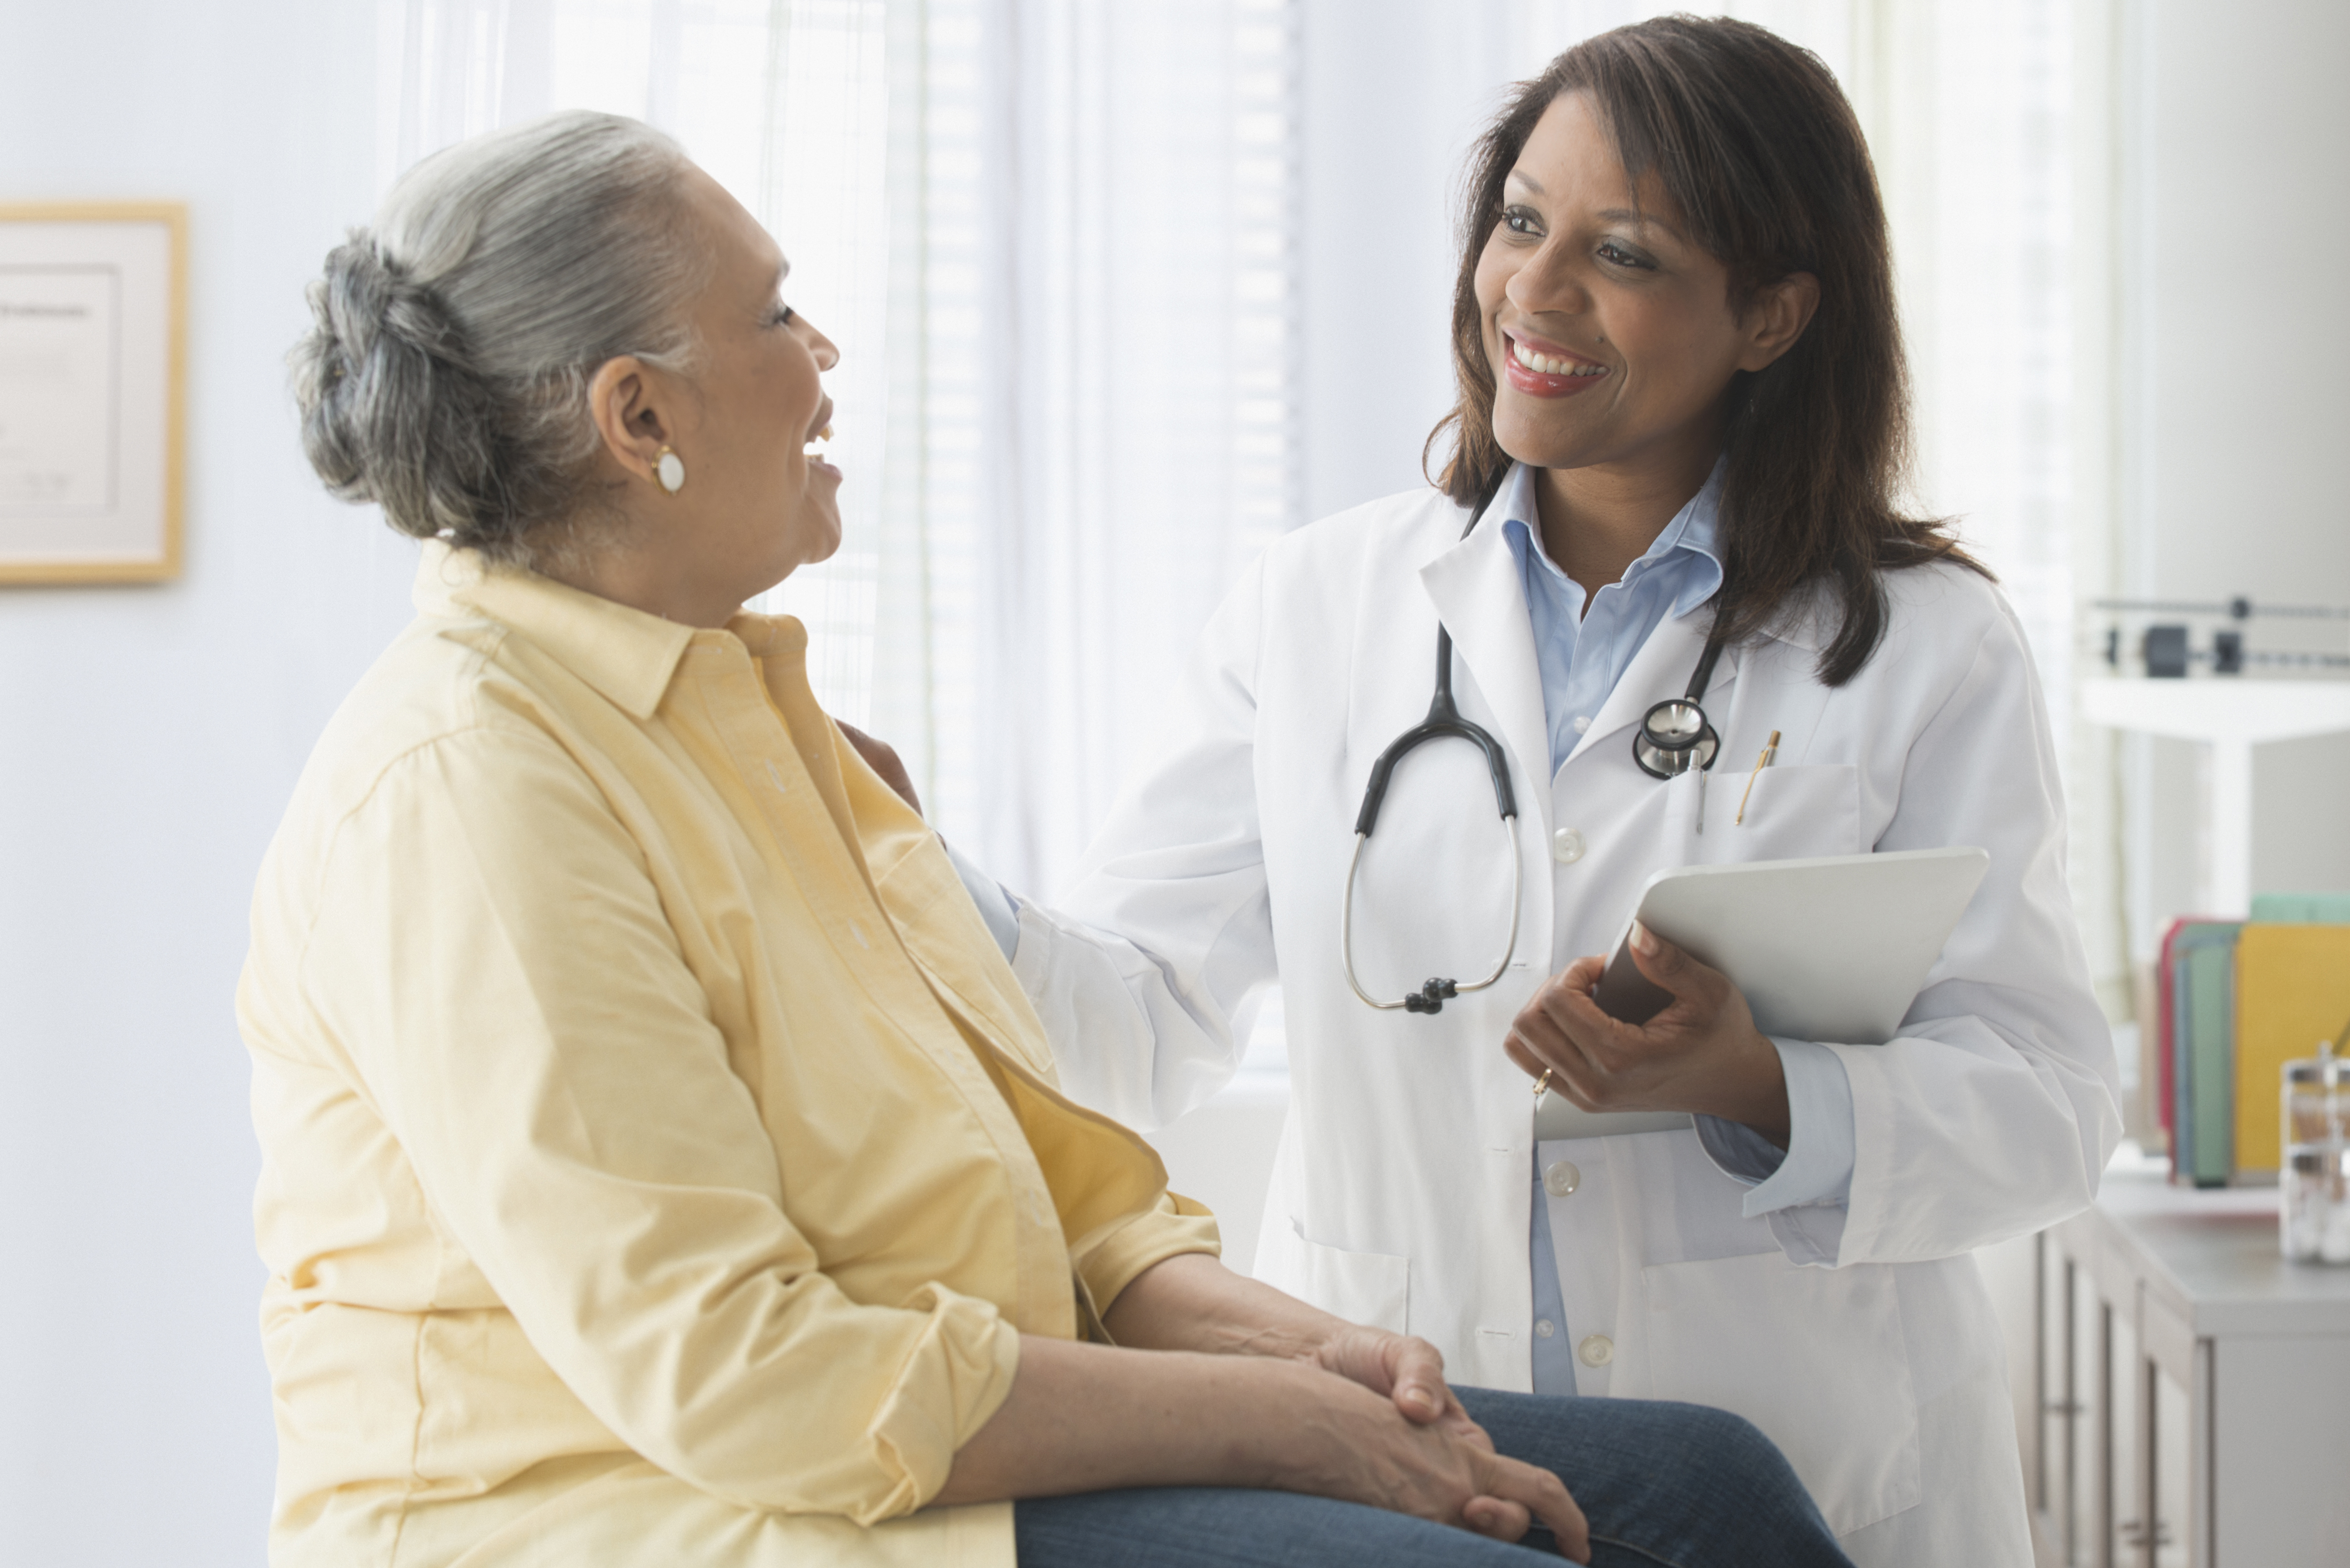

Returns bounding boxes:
[2249,893,2350,924]
[2170,922,2241,1188]
[2233,923,2350,1174]
[2154,917,2207,1151]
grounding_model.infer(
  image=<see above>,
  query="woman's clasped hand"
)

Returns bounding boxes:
[1272,1359,1587,1550]
[937,1277,1590,1557]
[1293,1327,1587,1546]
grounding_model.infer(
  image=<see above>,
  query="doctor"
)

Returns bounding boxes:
[928,17,2118,1567]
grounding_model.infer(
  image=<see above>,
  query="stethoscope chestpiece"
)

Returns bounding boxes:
[1633,696,1720,778]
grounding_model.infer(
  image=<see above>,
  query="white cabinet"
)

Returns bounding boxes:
[2017,1169,2350,1566]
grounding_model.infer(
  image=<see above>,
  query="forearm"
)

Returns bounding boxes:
[932,1335,1335,1505]
[1102,1250,1348,1359]
[935,1261,1593,1556]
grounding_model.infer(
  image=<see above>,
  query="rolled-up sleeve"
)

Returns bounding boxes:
[301,726,1018,1521]
[1073,1193,1223,1318]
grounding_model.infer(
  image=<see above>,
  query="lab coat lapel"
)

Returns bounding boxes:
[1418,516,1554,834]
[1564,603,1736,771]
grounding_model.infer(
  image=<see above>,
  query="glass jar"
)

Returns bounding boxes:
[2282,1050,2350,1264]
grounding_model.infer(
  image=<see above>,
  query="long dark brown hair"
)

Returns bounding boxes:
[1429,15,1982,687]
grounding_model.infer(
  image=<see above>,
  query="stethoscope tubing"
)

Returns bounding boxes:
[1339,463,1731,1017]
[1339,471,1521,1015]
[1341,814,1524,1012]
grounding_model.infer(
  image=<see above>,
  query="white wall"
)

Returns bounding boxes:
[2119,0,2350,950]
[0,4,408,1562]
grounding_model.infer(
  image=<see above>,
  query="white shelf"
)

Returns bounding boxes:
[2080,677,2350,915]
[2081,677,2350,745]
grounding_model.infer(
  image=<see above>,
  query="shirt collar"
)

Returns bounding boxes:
[411,540,700,721]
[1495,455,1728,618]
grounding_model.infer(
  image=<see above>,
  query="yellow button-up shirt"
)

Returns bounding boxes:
[240,544,1217,1568]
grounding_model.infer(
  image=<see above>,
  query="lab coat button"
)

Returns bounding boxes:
[1542,1160,1581,1197]
[1551,828,1586,864]
[1577,1334,1614,1368]
[1535,1318,1556,1339]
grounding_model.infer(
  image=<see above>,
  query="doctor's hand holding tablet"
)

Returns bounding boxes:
[1512,916,1797,1145]
[1514,847,1995,1145]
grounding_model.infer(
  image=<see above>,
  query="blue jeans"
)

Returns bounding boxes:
[1015,1386,1853,1567]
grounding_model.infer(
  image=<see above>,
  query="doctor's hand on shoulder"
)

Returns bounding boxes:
[1505,922,1792,1148]
[836,721,923,814]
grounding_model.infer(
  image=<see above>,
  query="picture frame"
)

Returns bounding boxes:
[0,202,187,584]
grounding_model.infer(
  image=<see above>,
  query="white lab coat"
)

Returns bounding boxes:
[1009,485,2120,1565]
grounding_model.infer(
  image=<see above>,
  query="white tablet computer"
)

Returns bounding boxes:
[1532,846,1989,1141]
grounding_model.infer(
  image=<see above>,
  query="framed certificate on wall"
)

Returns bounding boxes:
[0,203,186,584]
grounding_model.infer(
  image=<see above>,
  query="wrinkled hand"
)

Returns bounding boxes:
[1288,1372,1590,1559]
[1506,921,1791,1146]
[1312,1325,1482,1439]
[835,721,921,815]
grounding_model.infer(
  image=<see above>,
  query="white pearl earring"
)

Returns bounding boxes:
[655,446,686,495]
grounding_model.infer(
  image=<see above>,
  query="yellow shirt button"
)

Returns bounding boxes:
[1577,1333,1614,1368]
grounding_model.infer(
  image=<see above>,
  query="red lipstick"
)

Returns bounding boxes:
[1500,330,1610,400]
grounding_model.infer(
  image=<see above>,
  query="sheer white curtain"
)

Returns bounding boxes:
[872,0,1302,897]
[380,0,1299,912]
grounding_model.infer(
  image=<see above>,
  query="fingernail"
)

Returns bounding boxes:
[1631,920,1657,956]
[1409,1387,1439,1414]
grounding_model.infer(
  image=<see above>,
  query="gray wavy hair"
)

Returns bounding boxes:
[290,110,706,565]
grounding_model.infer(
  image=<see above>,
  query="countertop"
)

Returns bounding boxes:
[2084,1161,2350,1337]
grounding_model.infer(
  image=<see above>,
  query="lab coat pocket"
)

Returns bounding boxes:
[1640,1249,1919,1536]
[1289,1219,1410,1334]
[1672,762,1862,864]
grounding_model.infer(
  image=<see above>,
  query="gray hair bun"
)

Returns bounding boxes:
[288,111,705,564]
[293,235,508,547]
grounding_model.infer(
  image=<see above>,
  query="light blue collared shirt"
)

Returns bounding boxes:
[1495,461,1857,1396]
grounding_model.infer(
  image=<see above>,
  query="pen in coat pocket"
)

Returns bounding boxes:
[1735,729,1781,826]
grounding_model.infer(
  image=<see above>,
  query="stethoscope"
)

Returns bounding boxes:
[1339,470,1729,1016]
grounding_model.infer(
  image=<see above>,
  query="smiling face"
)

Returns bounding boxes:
[1474,92,1799,489]
[571,165,845,626]
[667,165,842,593]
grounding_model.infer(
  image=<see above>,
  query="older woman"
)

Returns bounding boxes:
[241,110,1852,1568]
